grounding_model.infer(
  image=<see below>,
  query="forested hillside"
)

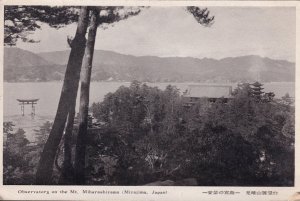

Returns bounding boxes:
[4,47,295,82]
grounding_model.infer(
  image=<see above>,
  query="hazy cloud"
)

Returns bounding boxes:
[17,6,296,61]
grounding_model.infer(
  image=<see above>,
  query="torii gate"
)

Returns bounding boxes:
[17,99,39,116]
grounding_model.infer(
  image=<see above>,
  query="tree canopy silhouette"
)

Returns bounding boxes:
[4,6,79,45]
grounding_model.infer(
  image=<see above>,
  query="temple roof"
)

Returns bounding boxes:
[251,81,263,87]
[183,85,232,99]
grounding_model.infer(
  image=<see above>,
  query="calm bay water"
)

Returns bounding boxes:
[3,81,295,141]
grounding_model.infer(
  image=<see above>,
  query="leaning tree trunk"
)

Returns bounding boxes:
[59,106,76,184]
[74,8,99,185]
[36,7,90,185]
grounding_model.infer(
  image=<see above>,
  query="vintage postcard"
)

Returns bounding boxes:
[0,0,299,200]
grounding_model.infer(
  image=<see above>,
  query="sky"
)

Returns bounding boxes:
[16,6,296,62]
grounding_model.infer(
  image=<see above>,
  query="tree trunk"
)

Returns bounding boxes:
[74,8,99,185]
[59,107,76,184]
[36,7,90,185]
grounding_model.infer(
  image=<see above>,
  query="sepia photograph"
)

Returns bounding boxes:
[1,1,298,199]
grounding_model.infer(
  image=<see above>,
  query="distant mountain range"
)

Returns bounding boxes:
[4,47,295,83]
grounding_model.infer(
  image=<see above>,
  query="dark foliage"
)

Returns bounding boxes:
[3,122,52,184]
[4,6,144,46]
[186,7,214,26]
[3,82,294,186]
[4,6,79,46]
[88,81,294,186]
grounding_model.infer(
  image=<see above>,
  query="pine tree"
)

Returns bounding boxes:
[35,6,90,185]
[4,6,85,184]
[4,6,78,46]
[74,6,143,184]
